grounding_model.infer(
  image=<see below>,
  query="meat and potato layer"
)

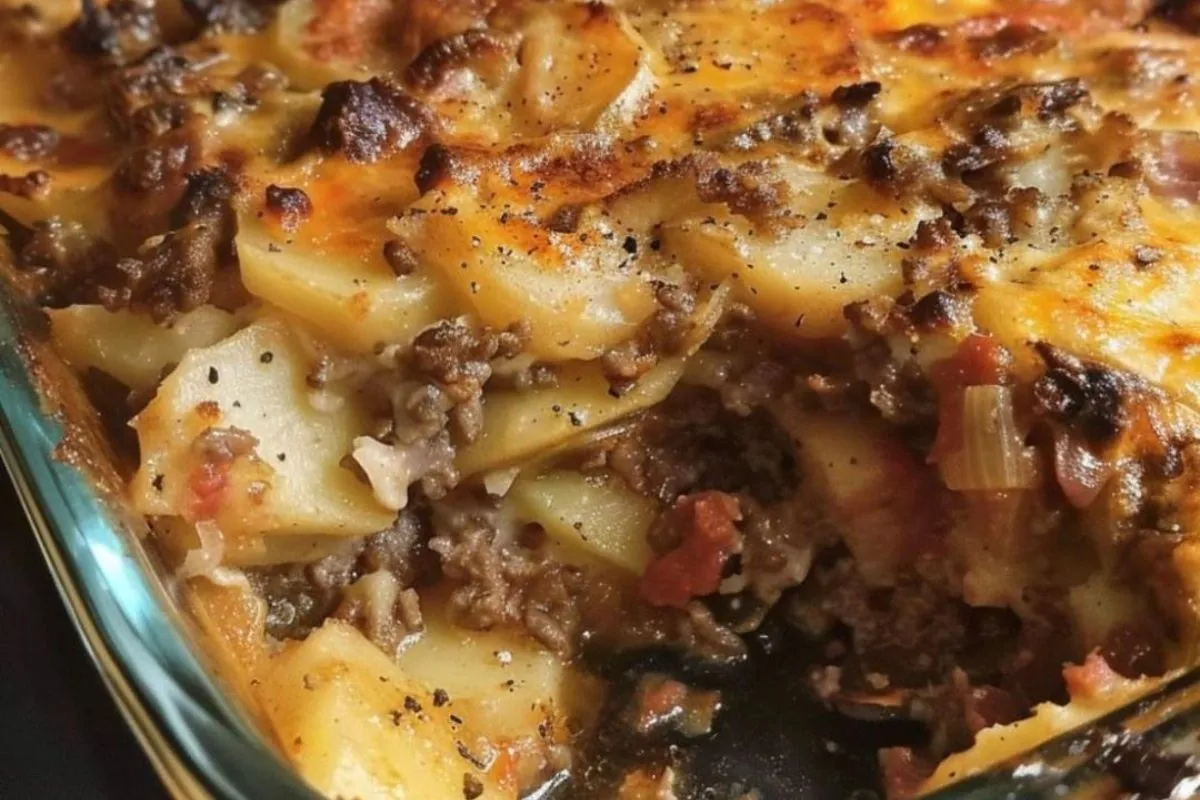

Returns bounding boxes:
[5,0,1200,797]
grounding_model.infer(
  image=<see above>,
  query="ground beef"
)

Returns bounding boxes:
[181,0,270,33]
[308,78,434,164]
[264,185,312,231]
[334,573,424,655]
[600,283,697,389]
[786,558,969,685]
[0,124,59,161]
[13,218,118,307]
[843,303,939,429]
[250,511,433,641]
[191,425,258,463]
[602,388,798,505]
[735,496,818,607]
[95,167,237,321]
[404,29,511,92]
[0,170,50,199]
[400,318,526,445]
[106,47,216,138]
[430,509,584,654]
[64,0,160,63]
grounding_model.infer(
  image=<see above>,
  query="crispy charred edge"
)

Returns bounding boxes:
[1032,344,1138,447]
[856,78,1093,201]
[0,170,51,199]
[308,78,436,164]
[94,166,238,321]
[0,124,60,162]
[404,29,511,92]
[179,0,271,34]
[264,184,313,231]
[63,0,160,63]
[720,81,884,158]
[1155,0,1200,34]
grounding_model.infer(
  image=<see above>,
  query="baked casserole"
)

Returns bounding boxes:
[4,0,1200,796]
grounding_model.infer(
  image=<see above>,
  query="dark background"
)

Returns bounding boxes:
[0,473,165,799]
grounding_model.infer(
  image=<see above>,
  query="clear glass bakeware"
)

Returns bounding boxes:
[2,282,1199,800]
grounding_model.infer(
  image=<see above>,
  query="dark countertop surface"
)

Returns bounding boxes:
[0,472,166,799]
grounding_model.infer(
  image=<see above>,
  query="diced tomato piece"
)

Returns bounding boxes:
[639,492,741,609]
[1063,651,1122,700]
[188,460,230,521]
[929,334,1012,461]
[878,747,935,800]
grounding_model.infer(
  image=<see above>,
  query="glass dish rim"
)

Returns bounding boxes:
[0,287,320,800]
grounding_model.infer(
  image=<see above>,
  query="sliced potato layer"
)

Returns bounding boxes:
[130,319,392,537]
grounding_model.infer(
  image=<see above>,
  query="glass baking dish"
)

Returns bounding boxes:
[0,285,317,800]
[3,273,1200,800]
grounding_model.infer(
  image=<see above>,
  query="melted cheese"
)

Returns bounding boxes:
[9,1,1200,798]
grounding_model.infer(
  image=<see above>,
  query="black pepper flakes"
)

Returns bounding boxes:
[404,695,423,713]
[260,351,274,364]
[207,366,219,384]
[455,741,488,769]
[151,473,165,491]
[433,688,450,707]
[463,773,484,800]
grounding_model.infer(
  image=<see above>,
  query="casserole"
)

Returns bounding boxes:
[6,0,1200,798]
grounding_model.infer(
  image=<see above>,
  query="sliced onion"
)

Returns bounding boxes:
[176,519,225,580]
[940,385,1036,491]
[1053,433,1111,509]
[481,466,521,498]
[350,435,455,511]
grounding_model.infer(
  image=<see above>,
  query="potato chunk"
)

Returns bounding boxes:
[398,596,601,743]
[261,621,508,799]
[238,222,446,354]
[662,178,929,339]
[456,358,685,477]
[508,470,657,573]
[130,318,393,537]
[389,187,658,361]
[49,305,239,391]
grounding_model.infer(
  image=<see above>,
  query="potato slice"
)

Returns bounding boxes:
[662,178,927,339]
[261,621,508,799]
[238,222,446,354]
[49,305,239,391]
[513,3,656,135]
[508,470,657,573]
[456,358,684,477]
[455,283,726,476]
[397,595,602,749]
[184,576,270,719]
[265,0,400,91]
[971,240,1200,410]
[777,409,943,585]
[130,318,393,537]
[389,188,658,361]
[155,515,352,569]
